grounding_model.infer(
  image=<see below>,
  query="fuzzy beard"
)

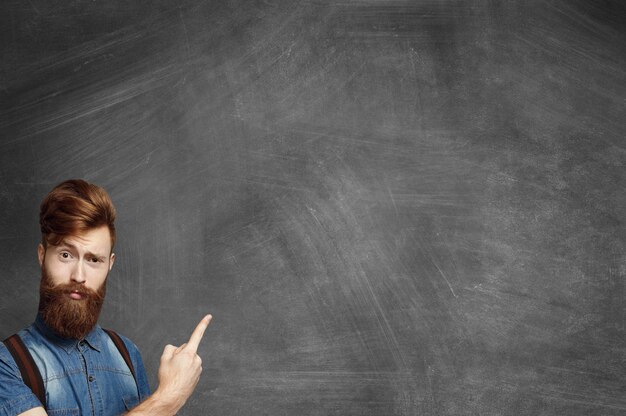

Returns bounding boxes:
[38,265,106,340]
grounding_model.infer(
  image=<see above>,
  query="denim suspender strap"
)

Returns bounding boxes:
[3,334,47,408]
[102,329,137,385]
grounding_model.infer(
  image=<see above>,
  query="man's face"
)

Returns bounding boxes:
[38,226,115,293]
[37,226,115,339]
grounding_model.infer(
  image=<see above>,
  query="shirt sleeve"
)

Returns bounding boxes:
[117,335,151,401]
[0,343,43,416]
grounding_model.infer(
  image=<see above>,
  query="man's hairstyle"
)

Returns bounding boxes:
[39,179,116,250]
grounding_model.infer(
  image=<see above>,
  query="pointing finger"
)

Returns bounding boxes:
[185,314,212,353]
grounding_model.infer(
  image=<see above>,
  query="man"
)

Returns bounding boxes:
[0,179,211,415]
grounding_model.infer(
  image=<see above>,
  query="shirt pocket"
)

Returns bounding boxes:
[47,409,80,416]
[123,394,140,410]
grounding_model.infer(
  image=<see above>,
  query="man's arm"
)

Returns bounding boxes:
[127,314,211,415]
[17,407,47,416]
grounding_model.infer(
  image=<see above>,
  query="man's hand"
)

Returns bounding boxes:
[128,314,212,415]
[155,314,212,408]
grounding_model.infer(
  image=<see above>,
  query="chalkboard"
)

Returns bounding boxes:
[1,1,624,414]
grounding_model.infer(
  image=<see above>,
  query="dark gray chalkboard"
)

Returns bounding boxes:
[1,1,624,414]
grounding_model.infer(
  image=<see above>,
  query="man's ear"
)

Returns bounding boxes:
[109,252,115,271]
[37,243,45,267]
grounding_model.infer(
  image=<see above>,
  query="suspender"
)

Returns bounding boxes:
[3,335,46,406]
[2,330,137,409]
[102,328,137,382]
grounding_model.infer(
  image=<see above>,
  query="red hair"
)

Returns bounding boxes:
[39,179,116,250]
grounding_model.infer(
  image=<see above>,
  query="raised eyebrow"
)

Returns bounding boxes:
[56,242,77,251]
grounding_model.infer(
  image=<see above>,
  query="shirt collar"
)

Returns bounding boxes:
[34,314,103,353]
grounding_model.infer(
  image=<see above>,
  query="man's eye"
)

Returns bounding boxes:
[90,258,100,263]
[60,252,70,259]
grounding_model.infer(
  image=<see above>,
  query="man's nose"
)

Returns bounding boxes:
[71,262,87,283]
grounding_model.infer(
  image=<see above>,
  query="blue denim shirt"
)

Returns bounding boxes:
[0,316,151,416]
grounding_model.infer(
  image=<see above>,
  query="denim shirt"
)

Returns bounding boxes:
[0,316,151,416]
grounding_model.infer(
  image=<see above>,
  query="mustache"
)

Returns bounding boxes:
[40,281,104,302]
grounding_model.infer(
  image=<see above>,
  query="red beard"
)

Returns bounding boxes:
[38,265,106,340]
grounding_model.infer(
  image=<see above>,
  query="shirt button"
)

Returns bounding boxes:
[79,341,86,347]
[88,375,95,382]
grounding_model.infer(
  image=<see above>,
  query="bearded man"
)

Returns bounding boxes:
[0,179,211,415]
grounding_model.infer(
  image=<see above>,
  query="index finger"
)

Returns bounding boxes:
[185,314,212,353]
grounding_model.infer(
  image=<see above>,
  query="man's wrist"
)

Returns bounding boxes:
[152,387,185,413]
[126,388,184,416]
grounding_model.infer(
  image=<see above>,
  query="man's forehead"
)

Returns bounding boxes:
[53,227,112,253]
